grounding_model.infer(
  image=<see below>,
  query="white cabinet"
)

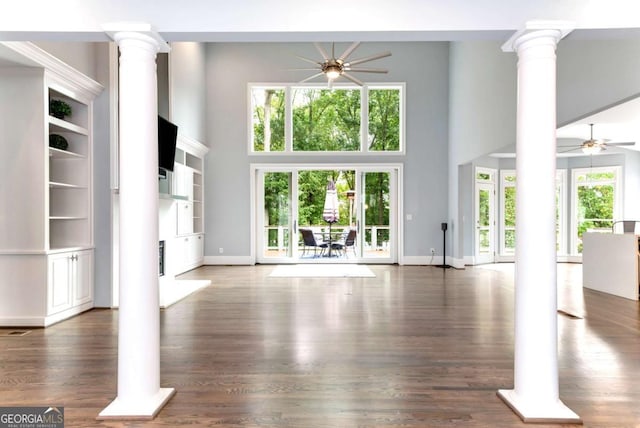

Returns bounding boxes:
[158,135,208,278]
[0,42,102,327]
[47,250,94,317]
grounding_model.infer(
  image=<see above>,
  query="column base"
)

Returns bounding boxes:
[497,389,582,424]
[97,387,176,420]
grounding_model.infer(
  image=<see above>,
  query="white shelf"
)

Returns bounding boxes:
[48,115,88,135]
[49,147,84,159]
[49,181,84,189]
[49,216,88,220]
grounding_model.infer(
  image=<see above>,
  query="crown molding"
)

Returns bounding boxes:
[0,41,103,99]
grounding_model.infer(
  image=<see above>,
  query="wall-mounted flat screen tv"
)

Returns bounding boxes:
[158,115,178,172]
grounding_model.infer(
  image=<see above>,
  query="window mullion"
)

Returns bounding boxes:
[361,86,368,153]
[285,86,292,152]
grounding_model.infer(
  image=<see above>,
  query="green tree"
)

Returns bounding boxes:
[292,89,360,151]
[253,89,285,151]
[368,89,400,151]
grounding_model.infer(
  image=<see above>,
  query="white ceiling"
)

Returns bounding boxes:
[1,0,640,42]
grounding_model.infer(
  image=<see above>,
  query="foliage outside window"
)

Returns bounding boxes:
[252,88,285,152]
[250,84,403,153]
[574,168,619,253]
[368,89,400,151]
[499,170,566,257]
[292,88,360,152]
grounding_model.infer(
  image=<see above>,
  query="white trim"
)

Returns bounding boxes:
[204,256,255,265]
[0,42,103,99]
[177,134,209,158]
[556,169,568,255]
[109,42,120,191]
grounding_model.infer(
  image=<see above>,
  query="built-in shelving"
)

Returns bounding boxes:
[47,86,91,250]
[0,42,102,326]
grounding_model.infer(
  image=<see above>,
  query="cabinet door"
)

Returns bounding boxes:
[176,201,193,235]
[48,253,72,315]
[191,234,204,264]
[73,250,93,306]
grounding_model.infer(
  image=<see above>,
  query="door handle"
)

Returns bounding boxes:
[293,220,297,234]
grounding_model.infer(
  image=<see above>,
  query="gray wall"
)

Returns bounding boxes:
[92,43,112,306]
[204,42,450,259]
[448,41,517,260]
[170,42,207,143]
[449,38,640,261]
[557,39,640,126]
[35,41,98,79]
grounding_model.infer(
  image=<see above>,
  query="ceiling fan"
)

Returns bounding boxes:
[560,123,635,154]
[293,42,391,86]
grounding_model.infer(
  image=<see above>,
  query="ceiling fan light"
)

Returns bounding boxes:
[582,144,601,155]
[325,65,342,80]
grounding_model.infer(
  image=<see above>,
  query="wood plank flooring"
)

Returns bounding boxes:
[1,264,639,427]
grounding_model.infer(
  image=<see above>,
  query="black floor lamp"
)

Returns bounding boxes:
[437,222,451,269]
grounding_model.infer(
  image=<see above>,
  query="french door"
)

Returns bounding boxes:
[475,168,496,264]
[254,165,399,263]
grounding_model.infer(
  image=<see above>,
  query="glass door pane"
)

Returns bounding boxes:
[361,171,391,259]
[475,182,495,263]
[261,171,294,260]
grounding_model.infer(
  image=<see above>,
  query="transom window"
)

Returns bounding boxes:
[250,84,404,153]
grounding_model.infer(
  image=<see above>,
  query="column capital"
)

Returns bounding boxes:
[502,20,574,53]
[103,22,170,53]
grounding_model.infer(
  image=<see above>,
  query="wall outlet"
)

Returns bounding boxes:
[430,248,436,255]
[218,247,224,254]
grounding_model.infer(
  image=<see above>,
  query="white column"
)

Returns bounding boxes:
[99,24,175,420]
[498,23,581,424]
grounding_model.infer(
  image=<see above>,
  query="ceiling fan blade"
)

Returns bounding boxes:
[313,42,330,61]
[295,55,322,66]
[345,51,392,67]
[341,72,364,86]
[288,68,322,71]
[299,72,325,84]
[344,67,388,73]
[606,141,635,146]
[557,147,581,154]
[338,42,361,62]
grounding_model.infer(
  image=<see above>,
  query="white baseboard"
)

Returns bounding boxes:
[399,255,465,268]
[203,255,255,265]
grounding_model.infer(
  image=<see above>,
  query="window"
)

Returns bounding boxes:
[571,166,621,254]
[498,169,567,258]
[251,87,285,152]
[292,88,361,152]
[250,84,404,153]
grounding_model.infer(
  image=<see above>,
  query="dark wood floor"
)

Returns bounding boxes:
[1,264,639,427]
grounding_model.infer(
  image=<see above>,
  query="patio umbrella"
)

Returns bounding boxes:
[322,179,340,256]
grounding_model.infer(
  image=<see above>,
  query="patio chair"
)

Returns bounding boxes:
[332,228,357,257]
[299,228,328,257]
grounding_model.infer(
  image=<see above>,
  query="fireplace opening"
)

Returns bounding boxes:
[159,240,165,277]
